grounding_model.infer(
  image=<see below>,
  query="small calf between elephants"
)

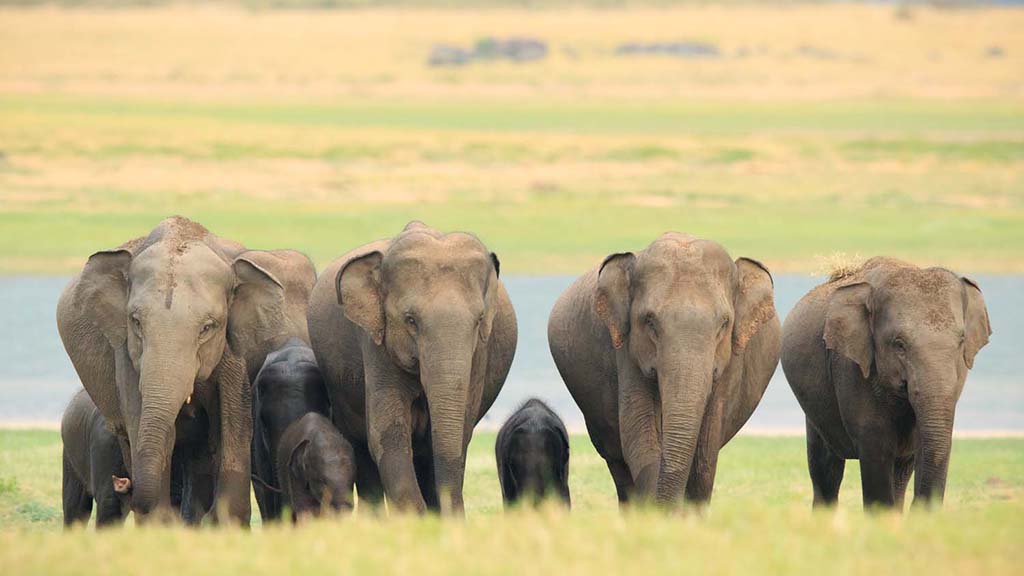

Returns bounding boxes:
[61,390,131,528]
[495,398,571,508]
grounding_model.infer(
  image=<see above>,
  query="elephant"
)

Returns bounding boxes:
[263,412,356,521]
[251,337,331,521]
[495,398,570,508]
[56,216,316,524]
[548,232,780,508]
[308,221,518,515]
[61,389,131,528]
[781,257,991,509]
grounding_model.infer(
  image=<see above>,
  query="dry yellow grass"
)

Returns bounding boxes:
[1,6,1022,100]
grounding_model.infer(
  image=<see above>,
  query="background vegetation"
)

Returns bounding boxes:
[1,5,1022,273]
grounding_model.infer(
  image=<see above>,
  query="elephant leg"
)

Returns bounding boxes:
[807,421,845,507]
[893,456,915,510]
[859,448,897,509]
[62,455,92,528]
[685,399,723,506]
[606,458,634,506]
[183,450,216,525]
[352,443,385,511]
[213,356,253,526]
[413,433,439,512]
[93,489,125,528]
[683,445,720,506]
[616,357,661,500]
[367,384,425,514]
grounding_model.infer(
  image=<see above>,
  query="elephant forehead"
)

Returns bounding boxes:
[879,270,961,332]
[130,242,232,309]
[383,244,490,284]
[635,246,731,291]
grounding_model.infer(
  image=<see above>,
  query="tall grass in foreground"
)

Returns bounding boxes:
[0,502,1021,575]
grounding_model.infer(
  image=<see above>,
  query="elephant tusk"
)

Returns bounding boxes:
[186,395,192,405]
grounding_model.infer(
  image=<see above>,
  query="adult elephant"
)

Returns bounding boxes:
[548,233,779,508]
[781,257,991,509]
[56,216,316,524]
[308,222,517,515]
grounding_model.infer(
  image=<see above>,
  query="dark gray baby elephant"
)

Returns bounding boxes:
[61,390,131,528]
[782,257,991,509]
[251,338,329,520]
[269,412,356,521]
[495,398,570,508]
[549,233,780,508]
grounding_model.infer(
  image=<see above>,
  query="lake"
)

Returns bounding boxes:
[1,274,1020,432]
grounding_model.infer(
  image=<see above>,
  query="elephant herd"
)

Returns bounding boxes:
[56,216,991,527]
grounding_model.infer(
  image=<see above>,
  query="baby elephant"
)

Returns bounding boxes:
[251,338,328,520]
[272,412,356,520]
[495,398,571,508]
[61,390,131,528]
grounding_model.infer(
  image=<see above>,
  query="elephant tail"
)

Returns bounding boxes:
[251,474,283,494]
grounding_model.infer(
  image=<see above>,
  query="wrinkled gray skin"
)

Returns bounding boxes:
[61,390,131,528]
[275,412,356,522]
[548,233,780,508]
[781,257,991,509]
[308,222,518,515]
[251,338,330,522]
[495,398,570,508]
[56,216,316,525]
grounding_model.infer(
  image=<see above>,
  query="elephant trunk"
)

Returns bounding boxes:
[131,346,196,520]
[420,335,474,517]
[655,346,714,508]
[910,377,958,506]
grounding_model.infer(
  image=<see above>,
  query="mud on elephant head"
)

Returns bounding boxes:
[57,216,316,521]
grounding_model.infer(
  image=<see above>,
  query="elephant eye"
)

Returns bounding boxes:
[200,320,217,336]
[404,314,417,329]
[958,331,966,347]
[644,313,657,337]
[892,337,907,354]
[130,313,142,331]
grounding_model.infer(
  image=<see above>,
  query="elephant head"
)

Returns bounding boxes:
[286,430,356,516]
[595,233,775,506]
[823,267,991,504]
[336,225,501,514]
[73,217,295,517]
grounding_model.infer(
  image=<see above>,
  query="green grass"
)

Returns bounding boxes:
[2,95,1022,274]
[0,430,1021,574]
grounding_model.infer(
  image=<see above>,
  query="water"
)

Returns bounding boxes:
[1,275,1020,432]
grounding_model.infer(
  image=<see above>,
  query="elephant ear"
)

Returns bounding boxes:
[336,251,385,346]
[228,254,286,373]
[478,252,502,343]
[823,282,874,379]
[76,249,132,347]
[961,277,991,369]
[595,253,635,350]
[732,257,777,353]
[287,439,311,488]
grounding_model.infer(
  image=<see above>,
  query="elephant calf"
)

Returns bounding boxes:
[781,257,991,509]
[61,390,130,528]
[251,338,334,521]
[495,398,571,508]
[271,413,356,521]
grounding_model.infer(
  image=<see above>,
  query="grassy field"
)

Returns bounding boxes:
[0,430,1021,574]
[1,6,1023,273]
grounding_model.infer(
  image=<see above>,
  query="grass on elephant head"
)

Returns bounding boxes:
[0,430,1022,574]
